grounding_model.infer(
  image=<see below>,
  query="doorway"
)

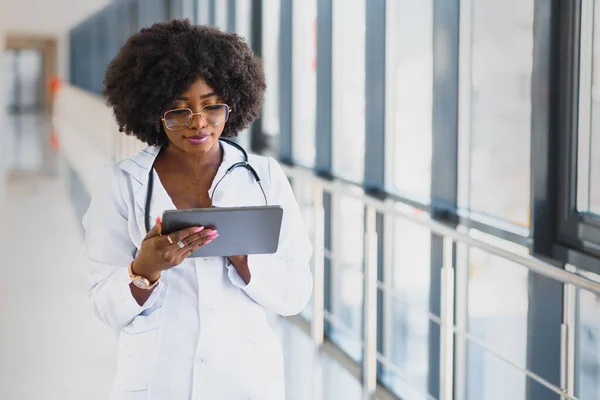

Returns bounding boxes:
[3,36,57,175]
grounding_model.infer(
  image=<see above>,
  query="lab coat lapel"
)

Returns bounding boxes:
[118,146,163,235]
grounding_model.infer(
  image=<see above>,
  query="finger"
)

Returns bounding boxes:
[174,232,219,259]
[169,226,204,244]
[173,241,196,260]
[145,217,162,239]
[174,230,218,249]
[167,228,218,250]
[188,232,220,250]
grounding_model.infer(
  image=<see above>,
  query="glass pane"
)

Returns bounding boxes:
[235,0,252,46]
[467,248,529,400]
[331,0,366,183]
[381,220,432,399]
[214,0,227,31]
[322,355,363,400]
[576,286,600,399]
[196,0,209,25]
[291,0,317,167]
[466,0,534,226]
[329,196,364,362]
[467,345,526,400]
[281,318,363,400]
[262,0,281,138]
[231,0,253,150]
[282,319,316,399]
[582,2,600,214]
[381,303,432,399]
[293,180,316,321]
[386,0,433,200]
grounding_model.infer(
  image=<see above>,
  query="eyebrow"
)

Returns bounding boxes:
[176,92,218,101]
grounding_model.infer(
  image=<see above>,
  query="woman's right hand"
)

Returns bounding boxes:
[131,217,219,281]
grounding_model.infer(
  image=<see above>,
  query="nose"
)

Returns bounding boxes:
[187,112,208,130]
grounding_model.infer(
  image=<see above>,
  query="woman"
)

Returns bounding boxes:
[83,20,313,400]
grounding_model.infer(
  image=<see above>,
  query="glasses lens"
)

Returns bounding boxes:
[203,104,229,126]
[164,109,192,130]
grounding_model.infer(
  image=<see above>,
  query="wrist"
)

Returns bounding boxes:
[228,255,250,284]
[131,259,161,283]
[228,255,248,268]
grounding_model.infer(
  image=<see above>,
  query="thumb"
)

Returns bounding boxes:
[145,216,162,239]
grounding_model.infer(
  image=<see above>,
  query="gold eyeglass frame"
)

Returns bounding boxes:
[161,104,232,130]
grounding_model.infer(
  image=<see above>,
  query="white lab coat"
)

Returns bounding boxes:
[82,141,313,400]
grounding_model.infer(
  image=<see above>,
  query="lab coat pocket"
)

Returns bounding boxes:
[243,319,283,356]
[114,309,162,392]
[244,320,285,399]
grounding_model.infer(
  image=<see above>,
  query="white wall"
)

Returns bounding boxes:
[1,0,112,77]
[0,0,112,206]
[52,83,144,193]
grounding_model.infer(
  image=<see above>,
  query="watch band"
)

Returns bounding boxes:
[128,262,160,290]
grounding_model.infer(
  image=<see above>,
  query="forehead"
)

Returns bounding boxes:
[179,77,216,98]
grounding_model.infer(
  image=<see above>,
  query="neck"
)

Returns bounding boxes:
[162,140,223,175]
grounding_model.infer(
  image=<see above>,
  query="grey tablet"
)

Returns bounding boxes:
[161,206,284,257]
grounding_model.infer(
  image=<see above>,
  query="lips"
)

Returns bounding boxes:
[186,134,211,145]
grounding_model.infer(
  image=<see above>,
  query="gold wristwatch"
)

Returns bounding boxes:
[128,262,160,290]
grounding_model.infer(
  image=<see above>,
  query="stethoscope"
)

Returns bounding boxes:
[144,138,267,233]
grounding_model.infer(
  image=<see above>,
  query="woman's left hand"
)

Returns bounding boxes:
[228,255,251,284]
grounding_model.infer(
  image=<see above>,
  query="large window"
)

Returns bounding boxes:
[385,0,433,201]
[461,0,534,227]
[331,0,366,183]
[291,0,317,168]
[559,0,600,268]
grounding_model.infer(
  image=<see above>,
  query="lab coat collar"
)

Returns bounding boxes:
[119,140,245,232]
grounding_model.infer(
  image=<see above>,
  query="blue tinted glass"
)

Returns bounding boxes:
[467,248,529,400]
[328,196,364,362]
[576,287,600,399]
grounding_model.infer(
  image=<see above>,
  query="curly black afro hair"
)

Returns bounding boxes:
[102,19,266,146]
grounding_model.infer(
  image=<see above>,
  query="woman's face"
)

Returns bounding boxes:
[162,77,228,155]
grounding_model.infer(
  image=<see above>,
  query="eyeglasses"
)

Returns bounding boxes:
[161,104,231,130]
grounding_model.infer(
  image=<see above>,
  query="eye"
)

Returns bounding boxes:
[204,104,222,111]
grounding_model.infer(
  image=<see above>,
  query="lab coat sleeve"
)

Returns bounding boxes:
[82,165,163,330]
[227,157,313,316]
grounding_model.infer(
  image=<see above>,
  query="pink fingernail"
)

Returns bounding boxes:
[206,232,218,238]
[194,227,204,233]
[155,217,161,224]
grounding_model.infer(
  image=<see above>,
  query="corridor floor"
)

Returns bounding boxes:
[0,169,117,400]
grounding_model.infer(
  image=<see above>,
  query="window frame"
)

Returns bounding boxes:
[552,0,600,274]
